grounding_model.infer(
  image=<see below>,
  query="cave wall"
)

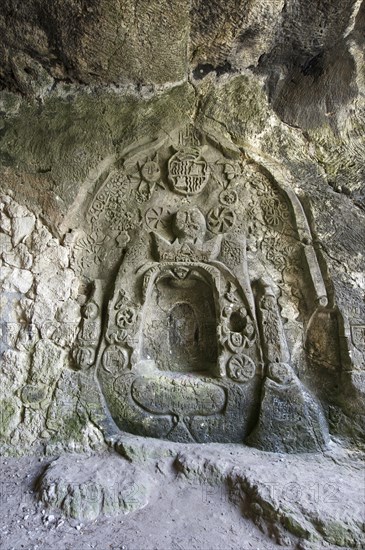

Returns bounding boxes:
[0,0,364,455]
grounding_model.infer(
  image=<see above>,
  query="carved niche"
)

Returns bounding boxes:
[71,126,332,451]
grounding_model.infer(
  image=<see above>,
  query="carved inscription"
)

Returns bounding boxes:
[272,397,296,421]
[131,375,226,416]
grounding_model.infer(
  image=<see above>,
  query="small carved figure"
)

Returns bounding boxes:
[73,284,102,370]
[256,280,290,364]
[140,155,161,183]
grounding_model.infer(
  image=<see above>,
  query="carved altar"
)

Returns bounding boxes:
[72,126,330,452]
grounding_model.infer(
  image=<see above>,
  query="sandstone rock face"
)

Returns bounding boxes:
[1,5,364,549]
[0,0,190,89]
[0,1,363,461]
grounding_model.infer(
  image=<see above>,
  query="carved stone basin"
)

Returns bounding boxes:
[99,355,260,443]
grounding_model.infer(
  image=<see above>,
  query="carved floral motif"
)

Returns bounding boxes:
[87,171,130,230]
[227,354,256,382]
[263,230,299,274]
[219,189,238,206]
[207,206,236,234]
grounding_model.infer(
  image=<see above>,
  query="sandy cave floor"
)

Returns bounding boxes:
[0,443,364,550]
[0,455,280,550]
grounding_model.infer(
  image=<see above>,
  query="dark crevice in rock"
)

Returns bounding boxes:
[192,61,235,80]
[300,52,325,78]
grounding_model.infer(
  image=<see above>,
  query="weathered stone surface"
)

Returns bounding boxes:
[0,194,107,454]
[173,443,365,548]
[247,364,330,453]
[0,3,364,548]
[77,432,364,548]
[0,0,363,461]
[64,127,333,449]
[0,99,364,455]
[38,453,155,521]
[0,0,190,89]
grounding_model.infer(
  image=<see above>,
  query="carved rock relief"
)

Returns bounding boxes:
[66,125,338,451]
[2,125,356,453]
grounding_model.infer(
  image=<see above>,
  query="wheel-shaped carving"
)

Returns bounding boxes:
[145,207,169,230]
[227,354,256,383]
[116,306,137,329]
[102,345,129,376]
[207,206,236,234]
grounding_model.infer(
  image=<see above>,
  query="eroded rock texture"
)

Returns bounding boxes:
[38,453,154,520]
[0,1,364,460]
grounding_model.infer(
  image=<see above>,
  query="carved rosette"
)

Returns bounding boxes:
[207,206,236,234]
[227,354,256,382]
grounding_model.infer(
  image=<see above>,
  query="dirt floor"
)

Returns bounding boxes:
[0,441,364,550]
[0,456,281,550]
